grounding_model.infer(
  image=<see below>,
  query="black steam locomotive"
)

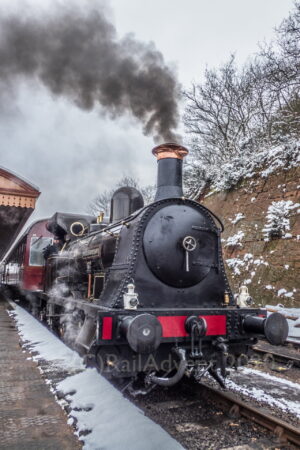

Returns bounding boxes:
[3,143,288,388]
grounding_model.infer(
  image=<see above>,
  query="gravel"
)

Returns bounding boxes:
[127,383,296,450]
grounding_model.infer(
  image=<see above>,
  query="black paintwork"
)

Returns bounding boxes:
[110,187,144,222]
[99,197,233,309]
[143,203,217,288]
[154,158,184,201]
[47,212,96,240]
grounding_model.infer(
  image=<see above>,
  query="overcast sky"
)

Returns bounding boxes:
[0,0,295,223]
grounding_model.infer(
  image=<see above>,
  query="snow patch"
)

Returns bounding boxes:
[262,200,299,241]
[226,369,300,419]
[186,139,300,196]
[225,231,245,248]
[226,254,268,277]
[57,370,182,450]
[229,213,245,224]
[8,302,84,372]
[226,258,245,275]
[241,367,300,391]
[278,288,287,296]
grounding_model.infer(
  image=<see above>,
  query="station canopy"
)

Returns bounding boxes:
[0,167,40,260]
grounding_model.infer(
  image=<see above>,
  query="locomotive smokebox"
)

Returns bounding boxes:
[152,143,189,201]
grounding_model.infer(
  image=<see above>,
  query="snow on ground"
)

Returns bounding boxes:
[226,367,300,419]
[241,367,300,390]
[58,369,182,450]
[8,302,183,450]
[8,301,84,373]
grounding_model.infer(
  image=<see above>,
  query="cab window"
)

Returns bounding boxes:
[29,237,53,266]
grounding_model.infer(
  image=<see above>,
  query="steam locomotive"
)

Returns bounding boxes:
[1,143,288,388]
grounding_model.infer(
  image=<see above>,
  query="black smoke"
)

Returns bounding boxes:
[0,4,181,142]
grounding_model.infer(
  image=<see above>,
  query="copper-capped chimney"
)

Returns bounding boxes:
[152,143,189,201]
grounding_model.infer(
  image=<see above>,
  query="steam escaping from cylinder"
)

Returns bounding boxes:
[0,3,181,142]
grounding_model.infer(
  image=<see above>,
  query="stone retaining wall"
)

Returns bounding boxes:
[200,167,300,307]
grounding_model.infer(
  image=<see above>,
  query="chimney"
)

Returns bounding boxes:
[152,143,189,201]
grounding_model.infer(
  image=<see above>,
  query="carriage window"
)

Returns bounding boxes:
[29,237,53,266]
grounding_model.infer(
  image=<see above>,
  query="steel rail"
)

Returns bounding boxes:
[286,338,300,347]
[186,379,300,447]
[252,346,300,368]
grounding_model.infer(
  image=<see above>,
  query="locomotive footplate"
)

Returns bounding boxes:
[40,294,287,350]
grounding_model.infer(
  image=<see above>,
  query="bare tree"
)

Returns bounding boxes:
[183,2,300,196]
[88,189,113,216]
[140,184,156,204]
[184,57,259,163]
[257,1,300,138]
[88,175,155,216]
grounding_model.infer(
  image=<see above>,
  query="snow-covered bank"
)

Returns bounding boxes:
[8,302,183,450]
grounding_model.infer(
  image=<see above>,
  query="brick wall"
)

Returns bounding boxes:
[200,167,300,307]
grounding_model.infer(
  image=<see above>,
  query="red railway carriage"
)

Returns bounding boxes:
[1,219,52,293]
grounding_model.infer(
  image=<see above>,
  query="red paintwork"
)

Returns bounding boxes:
[23,220,52,290]
[157,315,227,338]
[102,317,113,340]
[4,219,52,291]
[100,315,227,341]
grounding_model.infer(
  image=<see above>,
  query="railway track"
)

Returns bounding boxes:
[130,376,300,449]
[187,379,300,448]
[252,340,300,368]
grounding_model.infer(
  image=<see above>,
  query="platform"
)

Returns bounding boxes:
[0,295,81,449]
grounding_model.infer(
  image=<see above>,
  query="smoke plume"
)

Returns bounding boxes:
[0,4,181,142]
